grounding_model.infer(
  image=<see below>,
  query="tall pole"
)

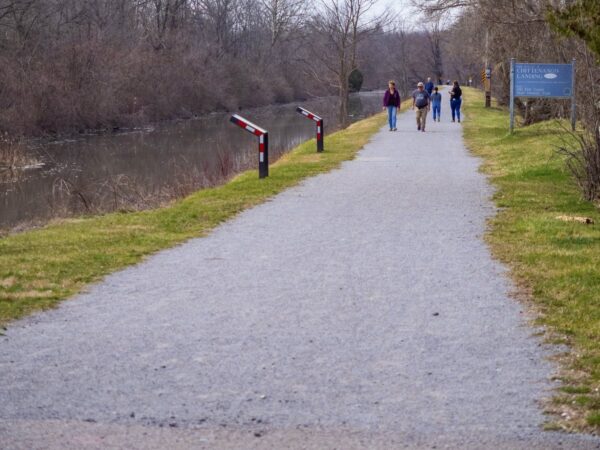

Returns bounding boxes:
[485,30,491,108]
[485,30,488,68]
[509,58,515,134]
[571,58,576,131]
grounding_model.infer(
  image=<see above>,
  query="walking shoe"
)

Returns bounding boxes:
[438,118,440,122]
[393,128,397,131]
[417,125,421,131]
[389,128,393,131]
[452,119,455,123]
[422,129,425,132]
[458,119,461,123]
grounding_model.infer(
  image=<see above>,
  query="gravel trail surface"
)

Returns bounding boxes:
[2,98,599,449]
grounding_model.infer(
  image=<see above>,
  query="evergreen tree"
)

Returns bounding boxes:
[348,69,364,93]
[548,0,600,60]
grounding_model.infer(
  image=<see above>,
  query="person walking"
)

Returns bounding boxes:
[412,82,430,132]
[382,80,401,131]
[431,87,442,122]
[424,77,434,96]
[449,80,463,123]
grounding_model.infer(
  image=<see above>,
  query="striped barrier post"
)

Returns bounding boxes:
[230,114,269,178]
[296,107,324,152]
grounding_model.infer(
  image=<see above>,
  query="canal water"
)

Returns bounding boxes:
[0,92,383,231]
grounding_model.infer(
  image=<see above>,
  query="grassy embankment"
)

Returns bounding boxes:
[462,87,600,431]
[0,109,406,326]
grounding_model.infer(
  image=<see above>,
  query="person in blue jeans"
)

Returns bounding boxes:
[431,87,442,122]
[382,80,401,131]
[449,80,463,123]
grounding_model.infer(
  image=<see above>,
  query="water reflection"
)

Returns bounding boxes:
[0,92,383,231]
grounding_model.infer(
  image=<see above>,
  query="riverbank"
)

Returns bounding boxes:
[462,88,600,432]
[0,111,394,326]
[1,93,383,233]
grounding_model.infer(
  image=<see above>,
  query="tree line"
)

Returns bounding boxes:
[0,0,495,138]
[0,0,316,135]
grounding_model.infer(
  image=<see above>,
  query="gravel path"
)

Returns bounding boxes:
[2,97,599,449]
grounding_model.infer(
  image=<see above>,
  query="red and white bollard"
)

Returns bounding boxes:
[230,114,269,178]
[296,107,324,152]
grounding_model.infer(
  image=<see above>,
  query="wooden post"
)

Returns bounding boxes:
[484,30,491,108]
[485,67,491,108]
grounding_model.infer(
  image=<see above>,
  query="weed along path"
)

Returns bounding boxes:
[1,103,600,449]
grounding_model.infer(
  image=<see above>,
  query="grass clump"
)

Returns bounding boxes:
[0,112,387,325]
[462,87,600,432]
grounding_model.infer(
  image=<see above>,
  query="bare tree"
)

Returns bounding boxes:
[309,0,391,125]
[390,23,411,94]
[0,0,472,138]
[149,0,187,49]
[426,16,444,82]
[259,0,305,47]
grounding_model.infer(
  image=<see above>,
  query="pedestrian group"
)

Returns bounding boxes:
[383,78,463,132]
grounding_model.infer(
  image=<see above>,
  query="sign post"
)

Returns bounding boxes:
[510,58,515,133]
[509,59,576,133]
[571,58,576,131]
[485,67,492,108]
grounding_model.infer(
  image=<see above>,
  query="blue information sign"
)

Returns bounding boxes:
[509,59,576,133]
[514,63,573,98]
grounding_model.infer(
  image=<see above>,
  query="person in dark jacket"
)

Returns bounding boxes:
[424,77,434,96]
[382,80,401,131]
[449,80,463,123]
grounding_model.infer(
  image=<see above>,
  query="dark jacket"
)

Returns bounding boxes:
[450,86,462,100]
[424,81,434,95]
[383,89,401,107]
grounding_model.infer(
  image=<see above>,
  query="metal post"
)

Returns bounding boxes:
[317,119,324,152]
[259,132,269,178]
[509,58,515,134]
[571,58,576,131]
[296,107,324,152]
[230,114,269,178]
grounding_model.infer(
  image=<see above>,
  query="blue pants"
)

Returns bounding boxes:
[387,106,397,129]
[451,98,462,121]
[432,104,441,120]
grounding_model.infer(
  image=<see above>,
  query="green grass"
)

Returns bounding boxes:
[462,87,600,432]
[0,112,389,326]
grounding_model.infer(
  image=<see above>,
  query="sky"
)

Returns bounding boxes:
[368,0,424,29]
[372,0,419,17]
[368,0,462,30]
